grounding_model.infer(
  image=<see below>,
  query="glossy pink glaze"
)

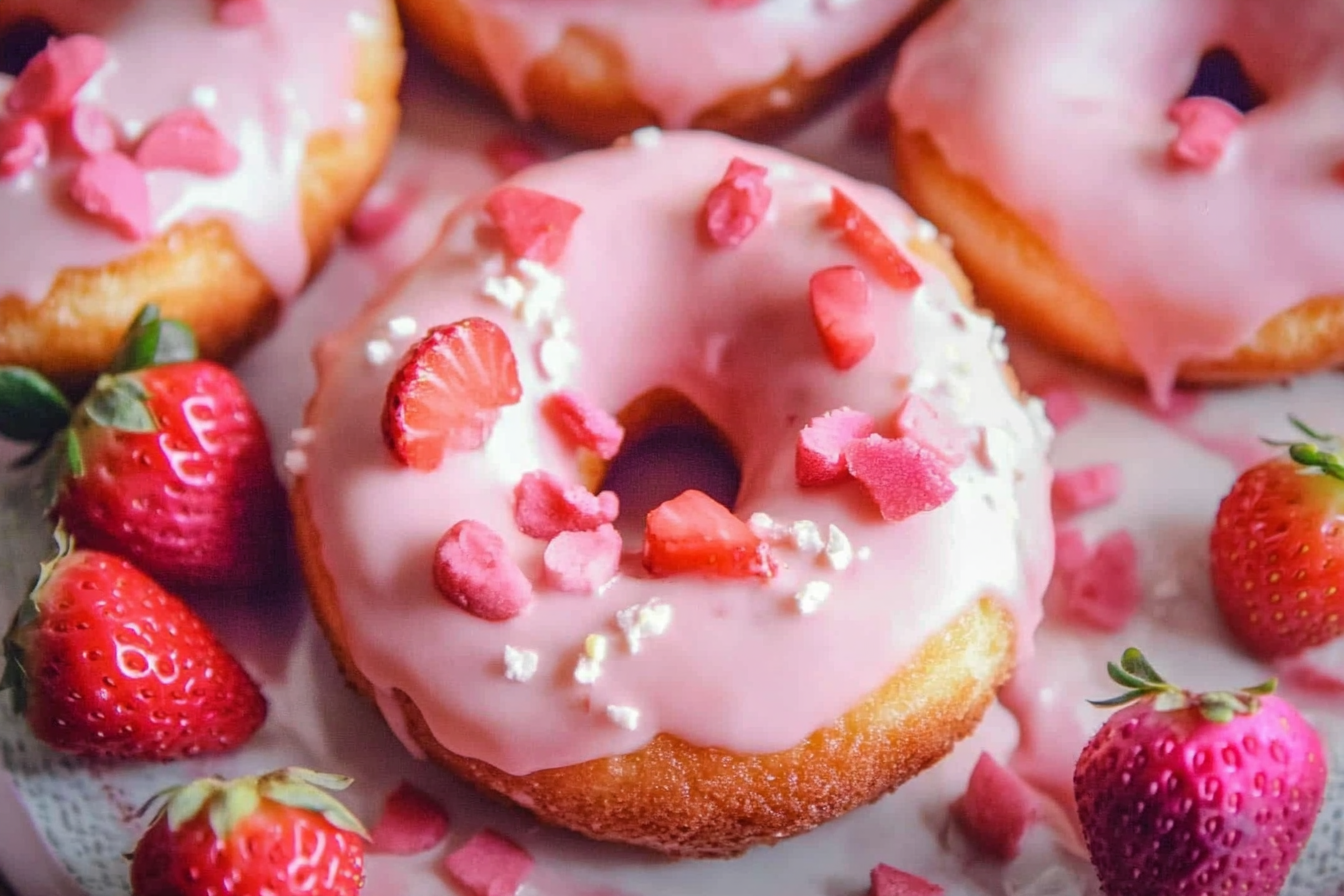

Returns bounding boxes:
[300,132,1054,776]
[453,0,925,129]
[0,0,387,302]
[890,0,1344,401]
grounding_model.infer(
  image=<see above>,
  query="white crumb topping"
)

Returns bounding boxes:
[824,524,854,571]
[749,512,786,541]
[290,427,316,447]
[1025,396,1055,443]
[980,426,1017,474]
[190,85,218,109]
[283,449,308,477]
[794,581,832,615]
[515,260,565,326]
[616,600,673,655]
[503,646,539,682]
[989,325,1010,362]
[364,338,394,366]
[628,126,663,148]
[481,272,526,312]
[538,335,580,383]
[856,546,872,562]
[790,520,825,554]
[606,705,641,730]
[574,634,608,684]
[387,315,418,338]
[908,366,940,393]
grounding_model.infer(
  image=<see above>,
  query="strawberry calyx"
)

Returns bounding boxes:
[1263,416,1344,481]
[0,526,76,715]
[139,767,370,841]
[1088,646,1276,724]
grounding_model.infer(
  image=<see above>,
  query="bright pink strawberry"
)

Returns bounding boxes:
[643,489,776,579]
[483,185,582,266]
[1074,649,1327,896]
[821,188,922,289]
[809,265,875,370]
[381,317,523,470]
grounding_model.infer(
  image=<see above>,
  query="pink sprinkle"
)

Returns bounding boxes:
[891,394,968,466]
[870,864,945,896]
[5,35,108,119]
[60,104,116,157]
[348,183,420,246]
[1048,528,1141,633]
[846,434,956,522]
[484,132,547,177]
[0,117,49,177]
[69,151,152,240]
[369,782,450,855]
[543,524,622,593]
[1037,384,1086,430]
[214,0,268,26]
[1167,96,1242,170]
[796,407,876,487]
[433,520,533,622]
[809,265,875,371]
[700,156,772,248]
[542,390,625,460]
[514,470,619,540]
[443,829,534,896]
[1051,463,1123,520]
[135,108,240,176]
[951,752,1037,861]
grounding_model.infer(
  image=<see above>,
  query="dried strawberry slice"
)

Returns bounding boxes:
[643,489,775,579]
[821,188,922,289]
[483,186,582,266]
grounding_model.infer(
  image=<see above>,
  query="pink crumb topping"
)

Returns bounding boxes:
[5,35,108,119]
[796,407,877,487]
[443,830,535,896]
[69,152,152,240]
[542,390,625,459]
[891,394,968,467]
[484,185,583,266]
[846,434,956,522]
[433,520,533,621]
[951,752,1038,861]
[214,0,268,26]
[0,117,48,177]
[1167,96,1243,170]
[1048,528,1141,632]
[700,156,772,248]
[134,108,240,176]
[61,105,117,157]
[870,864,945,896]
[369,782,450,855]
[1051,463,1124,519]
[514,470,619,540]
[809,265,875,370]
[543,524,623,594]
[484,132,548,177]
[1037,383,1086,430]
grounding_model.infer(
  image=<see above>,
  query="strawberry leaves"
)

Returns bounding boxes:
[110,304,199,374]
[1263,416,1344,480]
[0,368,71,442]
[1089,647,1277,723]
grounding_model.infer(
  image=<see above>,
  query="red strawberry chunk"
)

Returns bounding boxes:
[484,132,547,177]
[214,0,268,26]
[809,265,875,370]
[700,156,772,248]
[513,470,619,540]
[846,434,956,521]
[951,752,1037,861]
[1167,96,1242,170]
[444,830,534,896]
[542,389,625,459]
[61,104,116,157]
[1051,463,1123,519]
[891,394,968,466]
[483,185,582,266]
[135,108,240,176]
[644,489,776,579]
[821,188,922,289]
[796,407,877,486]
[5,35,107,118]
[369,782,450,855]
[433,520,533,621]
[69,151,152,239]
[382,318,523,470]
[1048,528,1141,632]
[0,116,48,177]
[870,864,944,896]
[544,524,622,593]
[1037,383,1087,430]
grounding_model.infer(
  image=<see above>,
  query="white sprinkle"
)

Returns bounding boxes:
[387,315,418,338]
[767,87,792,109]
[190,85,218,109]
[908,366,940,393]
[584,633,609,662]
[283,449,308,476]
[606,705,641,730]
[989,325,1010,362]
[574,656,602,685]
[856,546,872,562]
[749,512,786,541]
[790,520,825,554]
[481,273,526,311]
[503,646,539,682]
[364,338,394,366]
[538,336,580,383]
[628,126,663,148]
[516,260,566,327]
[824,524,854,571]
[616,600,673,654]
[794,581,832,615]
[290,427,316,447]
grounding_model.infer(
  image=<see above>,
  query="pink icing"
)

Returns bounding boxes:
[0,0,384,303]
[301,132,1053,775]
[451,0,925,129]
[890,0,1344,400]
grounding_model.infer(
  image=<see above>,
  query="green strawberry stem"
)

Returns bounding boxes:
[1088,647,1277,724]
[1262,416,1344,481]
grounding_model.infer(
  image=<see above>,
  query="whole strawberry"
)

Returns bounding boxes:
[1209,418,1344,658]
[130,767,368,896]
[1,530,266,760]
[1074,648,1327,896]
[0,305,286,591]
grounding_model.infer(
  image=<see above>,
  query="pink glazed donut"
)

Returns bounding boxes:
[890,0,1344,403]
[0,0,404,389]
[292,130,1055,857]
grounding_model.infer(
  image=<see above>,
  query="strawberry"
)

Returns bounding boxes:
[483,185,582,266]
[1074,648,1327,896]
[1,530,266,760]
[1209,418,1344,658]
[0,305,286,592]
[130,767,368,896]
[381,317,524,470]
[820,188,922,290]
[643,489,776,579]
[809,265,875,370]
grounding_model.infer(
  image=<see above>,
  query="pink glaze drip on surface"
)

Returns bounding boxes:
[454,0,925,129]
[301,132,1054,776]
[0,0,385,302]
[890,0,1344,402]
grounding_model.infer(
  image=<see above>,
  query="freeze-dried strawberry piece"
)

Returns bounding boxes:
[870,864,945,896]
[821,188,922,289]
[5,35,107,119]
[700,156,771,248]
[796,407,876,486]
[483,186,582,266]
[1051,463,1123,519]
[809,265,875,370]
[135,108,240,176]
[644,489,776,579]
[61,104,116,157]
[1049,528,1141,633]
[544,524,622,594]
[513,470,618,540]
[542,389,624,460]
[846,434,955,521]
[369,782,450,855]
[0,117,48,177]
[443,830,534,896]
[433,520,533,621]
[1038,383,1086,430]
[1167,96,1242,169]
[951,752,1038,861]
[69,152,152,239]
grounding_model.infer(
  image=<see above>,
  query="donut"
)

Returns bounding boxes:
[0,0,405,390]
[888,0,1344,403]
[291,130,1054,857]
[398,0,938,145]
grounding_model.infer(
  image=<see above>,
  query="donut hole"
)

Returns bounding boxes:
[1183,46,1266,113]
[600,388,741,539]
[0,19,58,77]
